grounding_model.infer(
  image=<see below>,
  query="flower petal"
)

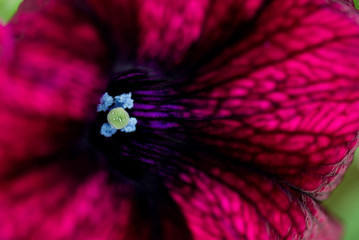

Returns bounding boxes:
[84,0,267,69]
[169,166,341,239]
[0,24,13,64]
[135,0,266,68]
[0,153,133,239]
[0,150,194,240]
[180,0,359,197]
[0,0,110,174]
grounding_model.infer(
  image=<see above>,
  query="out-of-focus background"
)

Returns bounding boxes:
[1,0,359,239]
[323,151,359,240]
[0,0,22,23]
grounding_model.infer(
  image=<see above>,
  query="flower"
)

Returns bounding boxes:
[1,0,359,239]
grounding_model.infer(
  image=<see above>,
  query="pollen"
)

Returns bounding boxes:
[107,107,130,130]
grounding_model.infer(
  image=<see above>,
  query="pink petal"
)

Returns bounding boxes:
[0,24,13,64]
[181,0,359,197]
[0,151,196,240]
[169,166,341,240]
[84,0,267,68]
[0,154,133,239]
[135,0,265,68]
[0,0,109,175]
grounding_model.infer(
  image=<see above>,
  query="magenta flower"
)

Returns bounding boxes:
[1,0,359,239]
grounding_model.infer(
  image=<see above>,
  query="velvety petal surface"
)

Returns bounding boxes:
[0,152,133,239]
[169,165,341,240]
[178,0,359,197]
[0,0,110,175]
[0,24,12,64]
[82,0,268,69]
[0,150,194,240]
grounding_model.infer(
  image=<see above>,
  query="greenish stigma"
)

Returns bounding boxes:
[107,107,130,130]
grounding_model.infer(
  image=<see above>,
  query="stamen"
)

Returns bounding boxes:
[114,93,134,109]
[100,123,117,137]
[97,92,114,112]
[121,117,137,133]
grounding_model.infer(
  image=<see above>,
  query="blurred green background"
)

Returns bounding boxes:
[1,0,359,239]
[0,0,22,23]
[323,151,359,240]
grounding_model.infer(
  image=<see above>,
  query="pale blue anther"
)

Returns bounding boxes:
[121,117,137,133]
[100,123,117,137]
[97,92,114,112]
[114,93,134,109]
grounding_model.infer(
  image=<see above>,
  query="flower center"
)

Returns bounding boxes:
[89,69,186,180]
[97,92,137,137]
